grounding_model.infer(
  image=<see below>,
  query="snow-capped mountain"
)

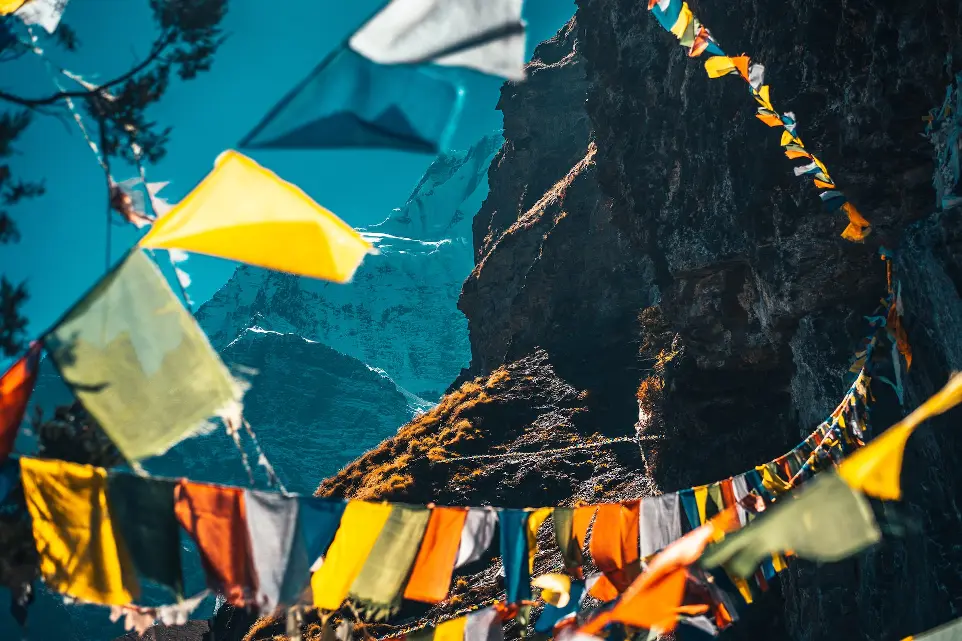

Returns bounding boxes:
[197,132,502,400]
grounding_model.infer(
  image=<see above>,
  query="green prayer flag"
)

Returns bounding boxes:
[106,473,183,598]
[553,508,584,572]
[701,473,881,578]
[911,616,962,641]
[46,251,239,462]
[350,504,431,620]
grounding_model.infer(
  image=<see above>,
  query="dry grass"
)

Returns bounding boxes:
[316,367,512,500]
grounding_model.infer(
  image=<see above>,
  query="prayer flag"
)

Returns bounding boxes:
[535,578,585,633]
[311,500,392,610]
[15,0,67,33]
[106,474,183,598]
[349,0,527,81]
[240,47,463,154]
[455,507,498,568]
[0,342,40,461]
[589,501,641,594]
[21,457,139,605]
[140,151,374,283]
[839,373,962,500]
[405,507,469,603]
[499,509,534,604]
[45,250,239,462]
[174,481,257,606]
[700,473,881,578]
[350,505,431,619]
[640,493,683,559]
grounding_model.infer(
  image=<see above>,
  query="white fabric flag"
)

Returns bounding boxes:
[16,0,69,33]
[454,508,498,568]
[349,0,527,81]
[639,493,683,559]
[731,474,753,526]
[464,606,504,641]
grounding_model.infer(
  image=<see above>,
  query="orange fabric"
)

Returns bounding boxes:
[720,479,736,508]
[814,178,835,189]
[785,149,812,160]
[756,112,784,127]
[887,303,913,370]
[573,505,597,548]
[588,574,620,602]
[174,481,256,606]
[777,456,793,480]
[0,343,40,460]
[403,507,469,603]
[690,27,711,58]
[589,501,641,593]
[731,56,750,80]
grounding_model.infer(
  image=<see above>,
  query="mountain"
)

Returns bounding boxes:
[244,7,962,641]
[195,132,503,401]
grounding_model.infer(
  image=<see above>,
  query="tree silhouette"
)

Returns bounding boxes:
[0,0,228,358]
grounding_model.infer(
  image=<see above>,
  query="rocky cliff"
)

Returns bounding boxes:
[252,3,962,641]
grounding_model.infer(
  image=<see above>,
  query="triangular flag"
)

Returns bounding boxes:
[0,342,40,461]
[140,150,374,283]
[349,0,527,81]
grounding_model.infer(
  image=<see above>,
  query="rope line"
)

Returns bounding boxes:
[432,436,653,464]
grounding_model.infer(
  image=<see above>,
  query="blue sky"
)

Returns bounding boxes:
[0,0,575,344]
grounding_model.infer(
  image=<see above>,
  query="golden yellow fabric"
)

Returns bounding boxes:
[756,464,792,495]
[704,56,736,78]
[0,0,25,15]
[693,485,708,524]
[526,508,553,573]
[780,130,799,146]
[140,150,374,283]
[731,574,753,604]
[533,573,572,607]
[771,553,788,573]
[754,85,772,109]
[21,458,139,605]
[670,3,693,39]
[311,501,392,610]
[840,373,962,500]
[434,613,468,641]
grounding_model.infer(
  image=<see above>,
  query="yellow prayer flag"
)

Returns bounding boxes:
[311,501,392,610]
[670,3,693,39]
[21,458,139,605]
[755,85,772,109]
[140,150,374,283]
[693,485,708,524]
[534,573,573,607]
[839,373,962,500]
[527,507,553,573]
[779,130,799,147]
[0,0,24,15]
[434,613,469,641]
[704,56,737,78]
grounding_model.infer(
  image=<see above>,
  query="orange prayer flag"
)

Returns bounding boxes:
[573,505,597,548]
[174,481,257,606]
[785,149,812,160]
[0,343,40,460]
[589,502,641,594]
[814,178,835,189]
[588,573,620,602]
[756,112,784,127]
[731,56,750,80]
[403,507,469,603]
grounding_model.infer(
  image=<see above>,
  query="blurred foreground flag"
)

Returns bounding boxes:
[240,0,526,153]
[140,150,374,283]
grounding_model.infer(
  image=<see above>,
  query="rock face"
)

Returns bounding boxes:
[275,4,962,641]
[196,133,502,401]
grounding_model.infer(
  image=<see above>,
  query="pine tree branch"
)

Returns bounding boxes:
[0,31,175,108]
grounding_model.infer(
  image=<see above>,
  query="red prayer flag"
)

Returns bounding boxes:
[0,343,41,460]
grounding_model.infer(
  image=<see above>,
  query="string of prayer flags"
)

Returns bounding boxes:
[641,0,871,241]
[44,250,241,463]
[20,457,139,605]
[240,47,464,154]
[349,505,431,619]
[173,481,256,607]
[699,473,882,579]
[140,151,374,283]
[0,342,40,461]
[105,474,184,599]
[243,491,346,611]
[839,373,962,501]
[348,0,527,81]
[404,507,469,603]
[311,500,392,610]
